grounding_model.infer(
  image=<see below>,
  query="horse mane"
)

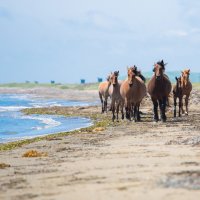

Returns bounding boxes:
[156,60,167,70]
[114,71,119,76]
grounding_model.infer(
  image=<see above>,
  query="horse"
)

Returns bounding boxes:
[120,67,146,121]
[180,69,192,115]
[108,71,124,122]
[98,75,111,113]
[173,76,183,117]
[147,60,172,122]
[130,65,146,82]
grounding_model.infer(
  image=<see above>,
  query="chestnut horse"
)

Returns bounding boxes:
[147,60,172,122]
[98,75,111,113]
[109,71,124,122]
[120,67,146,121]
[173,76,182,117]
[180,69,192,115]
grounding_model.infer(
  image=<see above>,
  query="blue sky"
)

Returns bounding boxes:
[0,0,200,83]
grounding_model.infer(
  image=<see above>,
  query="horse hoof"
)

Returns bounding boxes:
[185,112,188,115]
[126,114,130,119]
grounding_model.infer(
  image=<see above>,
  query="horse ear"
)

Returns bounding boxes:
[152,68,155,72]
[175,76,178,81]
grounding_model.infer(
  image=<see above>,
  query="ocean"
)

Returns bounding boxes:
[0,94,93,143]
[119,71,200,83]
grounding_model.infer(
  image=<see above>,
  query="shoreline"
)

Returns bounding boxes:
[1,87,200,199]
[0,87,100,148]
[0,105,111,151]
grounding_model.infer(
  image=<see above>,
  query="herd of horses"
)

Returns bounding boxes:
[98,60,192,122]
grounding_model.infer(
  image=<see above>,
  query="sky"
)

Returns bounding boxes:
[0,0,200,83]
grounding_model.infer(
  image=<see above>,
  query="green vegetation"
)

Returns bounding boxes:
[0,82,99,90]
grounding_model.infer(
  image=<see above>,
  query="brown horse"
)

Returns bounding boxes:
[180,69,192,115]
[120,67,146,121]
[109,71,124,122]
[98,75,111,113]
[147,60,172,122]
[173,76,182,117]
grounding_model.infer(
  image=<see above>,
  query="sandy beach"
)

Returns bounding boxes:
[0,87,200,200]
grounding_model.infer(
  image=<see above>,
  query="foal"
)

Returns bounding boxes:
[173,76,182,117]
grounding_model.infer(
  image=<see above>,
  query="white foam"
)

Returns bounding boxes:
[0,106,29,112]
[21,115,61,129]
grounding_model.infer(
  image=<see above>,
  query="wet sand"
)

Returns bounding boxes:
[0,87,200,200]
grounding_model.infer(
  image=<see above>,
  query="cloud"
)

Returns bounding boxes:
[165,30,188,37]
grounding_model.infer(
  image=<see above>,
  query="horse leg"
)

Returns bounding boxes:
[133,106,137,122]
[127,102,132,121]
[104,98,108,113]
[173,96,177,118]
[178,96,182,117]
[125,99,130,120]
[185,95,189,115]
[158,99,163,119]
[120,100,124,120]
[137,104,141,121]
[116,103,119,122]
[152,98,159,122]
[99,92,104,113]
[181,97,185,114]
[111,100,115,122]
[159,97,167,122]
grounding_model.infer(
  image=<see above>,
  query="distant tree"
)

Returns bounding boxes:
[51,80,55,84]
[34,81,38,84]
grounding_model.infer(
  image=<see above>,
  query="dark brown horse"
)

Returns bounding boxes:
[147,60,172,122]
[173,76,182,117]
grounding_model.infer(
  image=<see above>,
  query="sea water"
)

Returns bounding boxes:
[119,71,200,83]
[0,94,93,143]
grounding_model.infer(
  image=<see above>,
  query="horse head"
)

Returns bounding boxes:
[181,69,190,81]
[153,60,166,80]
[110,71,119,87]
[175,76,182,90]
[130,65,138,75]
[127,67,135,86]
